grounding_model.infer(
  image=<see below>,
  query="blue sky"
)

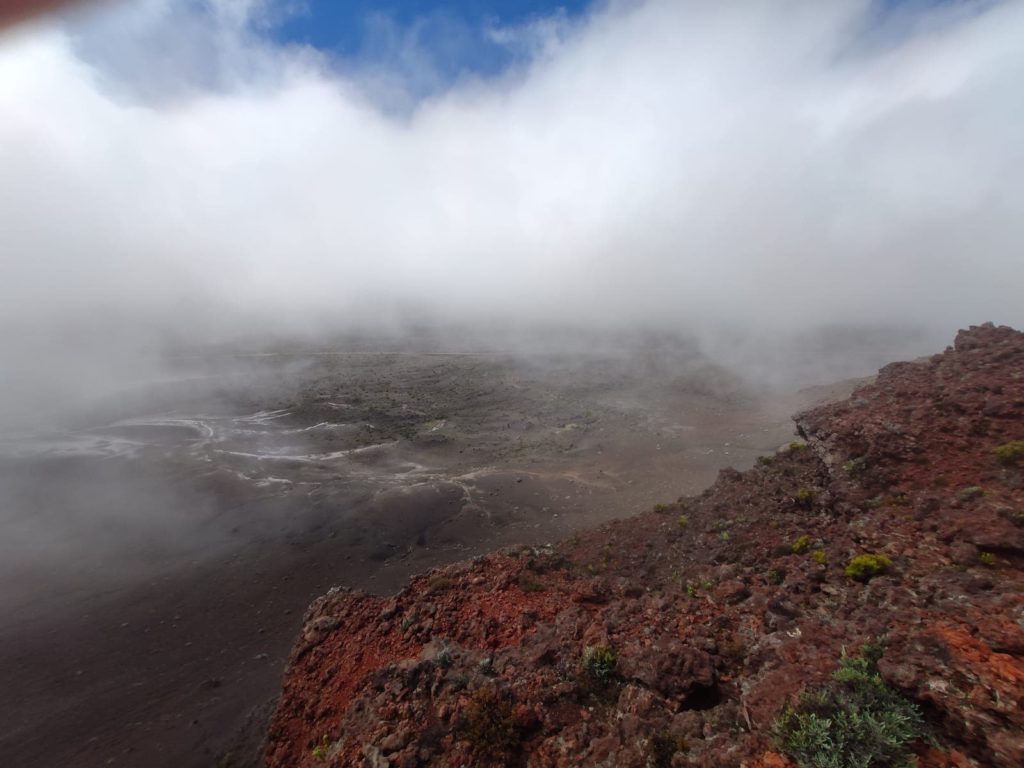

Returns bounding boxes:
[269,0,595,80]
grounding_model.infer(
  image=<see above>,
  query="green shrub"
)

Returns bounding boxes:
[796,488,815,507]
[843,457,867,476]
[789,441,808,452]
[459,687,518,754]
[811,549,828,566]
[426,575,453,594]
[581,645,617,686]
[792,535,812,554]
[768,568,786,585]
[845,554,891,582]
[773,648,926,768]
[993,440,1024,465]
[979,552,997,567]
[653,503,669,513]
[678,514,690,528]
[958,486,984,502]
[311,735,331,762]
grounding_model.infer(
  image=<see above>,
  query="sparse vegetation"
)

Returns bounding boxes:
[459,687,519,754]
[678,514,689,528]
[427,575,453,594]
[843,457,867,476]
[653,502,669,513]
[958,486,984,502]
[845,554,892,582]
[980,551,997,567]
[796,488,815,507]
[311,734,331,762]
[993,440,1024,465]
[792,535,812,554]
[811,549,828,566]
[768,568,785,585]
[773,646,927,768]
[686,581,698,598]
[581,645,617,686]
[789,441,808,452]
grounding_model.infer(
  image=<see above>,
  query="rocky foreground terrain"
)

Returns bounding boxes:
[265,324,1024,767]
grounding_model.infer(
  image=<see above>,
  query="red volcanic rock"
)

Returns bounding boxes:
[266,323,1024,768]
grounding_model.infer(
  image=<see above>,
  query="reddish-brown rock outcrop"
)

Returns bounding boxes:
[266,323,1024,767]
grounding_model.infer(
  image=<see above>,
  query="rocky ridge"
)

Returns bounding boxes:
[265,324,1024,767]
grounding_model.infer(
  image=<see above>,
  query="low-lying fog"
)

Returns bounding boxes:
[1,324,932,612]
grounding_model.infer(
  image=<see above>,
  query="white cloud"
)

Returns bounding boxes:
[0,0,1022,414]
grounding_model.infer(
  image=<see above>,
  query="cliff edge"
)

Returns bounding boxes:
[265,323,1024,767]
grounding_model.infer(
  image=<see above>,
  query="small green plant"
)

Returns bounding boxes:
[843,457,867,476]
[653,502,669,513]
[459,687,519,754]
[796,488,815,507]
[993,440,1024,465]
[720,531,731,542]
[773,646,926,768]
[400,613,416,631]
[427,575,453,594]
[311,735,331,762]
[958,486,984,502]
[686,581,698,598]
[768,568,785,585]
[757,455,774,467]
[811,549,828,566]
[979,551,997,567]
[678,514,690,528]
[845,554,892,582]
[581,645,617,686]
[789,441,808,452]
[792,535,812,554]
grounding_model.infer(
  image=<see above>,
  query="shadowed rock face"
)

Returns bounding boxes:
[266,324,1024,768]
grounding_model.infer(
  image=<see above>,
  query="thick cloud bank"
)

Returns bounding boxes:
[1,0,1022,410]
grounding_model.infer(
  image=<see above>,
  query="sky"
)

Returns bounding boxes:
[271,0,593,85]
[0,0,1023,416]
